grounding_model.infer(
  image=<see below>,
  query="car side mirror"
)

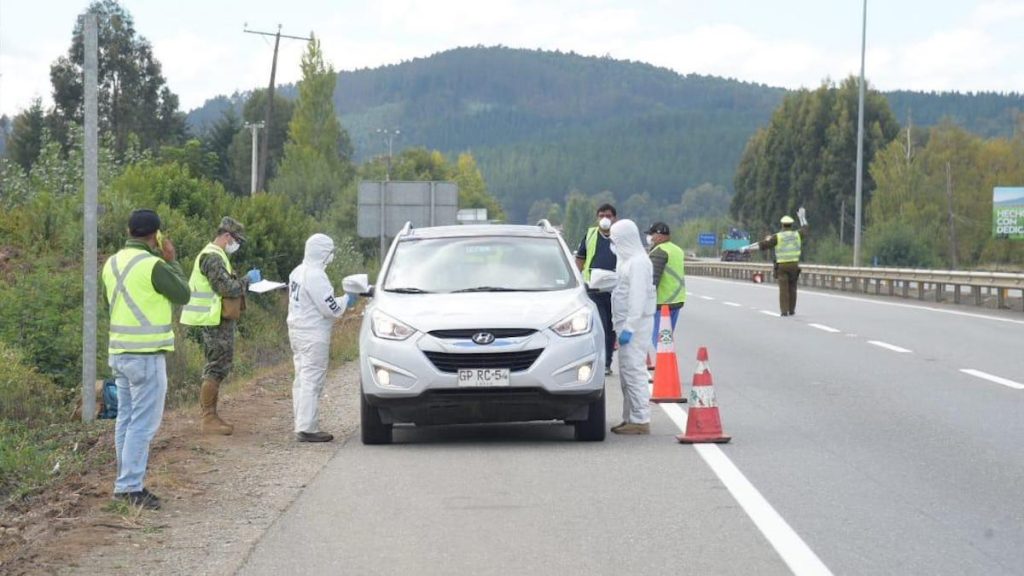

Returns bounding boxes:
[342,273,371,296]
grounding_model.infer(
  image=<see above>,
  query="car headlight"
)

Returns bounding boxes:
[551,308,592,337]
[371,310,416,340]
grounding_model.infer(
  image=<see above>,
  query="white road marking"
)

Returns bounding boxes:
[868,340,912,354]
[808,323,840,333]
[691,276,1024,326]
[724,301,742,307]
[700,295,715,301]
[660,403,833,576]
[760,310,779,317]
[959,369,1024,390]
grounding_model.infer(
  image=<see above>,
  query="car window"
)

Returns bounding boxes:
[383,236,577,293]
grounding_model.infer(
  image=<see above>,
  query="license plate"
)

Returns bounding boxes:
[458,368,510,387]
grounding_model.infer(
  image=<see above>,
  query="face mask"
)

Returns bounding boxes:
[599,217,612,231]
[645,234,653,246]
[225,241,240,255]
[325,252,335,265]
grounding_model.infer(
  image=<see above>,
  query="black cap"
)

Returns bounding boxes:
[128,209,161,238]
[646,222,670,236]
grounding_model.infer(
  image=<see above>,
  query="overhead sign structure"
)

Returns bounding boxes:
[698,232,717,246]
[993,187,1024,240]
[357,181,459,261]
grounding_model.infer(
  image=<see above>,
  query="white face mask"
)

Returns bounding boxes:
[225,241,240,255]
[598,217,612,231]
[645,234,653,246]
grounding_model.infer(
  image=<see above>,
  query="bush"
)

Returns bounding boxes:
[866,222,939,268]
[0,341,64,424]
[806,234,853,265]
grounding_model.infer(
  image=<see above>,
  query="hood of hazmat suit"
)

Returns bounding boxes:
[287,233,349,335]
[609,219,655,334]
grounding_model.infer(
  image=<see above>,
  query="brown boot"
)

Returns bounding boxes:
[199,378,233,435]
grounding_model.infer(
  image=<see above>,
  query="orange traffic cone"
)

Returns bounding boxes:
[651,305,685,403]
[676,347,731,444]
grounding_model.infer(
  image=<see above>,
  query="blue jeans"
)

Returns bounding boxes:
[651,306,681,348]
[109,353,167,494]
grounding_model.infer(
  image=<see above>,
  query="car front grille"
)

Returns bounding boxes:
[428,328,537,339]
[423,349,544,373]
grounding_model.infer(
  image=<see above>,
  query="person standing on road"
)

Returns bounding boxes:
[102,209,190,510]
[575,204,618,375]
[180,217,261,435]
[646,222,686,348]
[287,234,357,443]
[609,219,656,435]
[744,207,809,317]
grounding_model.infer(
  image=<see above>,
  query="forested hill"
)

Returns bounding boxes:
[187,46,1023,222]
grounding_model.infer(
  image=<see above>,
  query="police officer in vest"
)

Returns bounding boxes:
[745,207,809,316]
[181,217,261,435]
[102,209,190,510]
[575,204,618,375]
[646,222,686,346]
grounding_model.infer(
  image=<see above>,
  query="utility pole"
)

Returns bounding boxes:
[244,121,264,195]
[853,0,868,267]
[375,128,400,264]
[244,24,312,193]
[376,128,400,181]
[82,14,99,422]
[840,198,846,245]
[946,161,958,268]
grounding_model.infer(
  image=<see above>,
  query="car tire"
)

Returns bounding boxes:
[574,392,606,442]
[360,389,393,445]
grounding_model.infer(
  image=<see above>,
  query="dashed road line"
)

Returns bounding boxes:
[959,369,1024,390]
[868,340,912,354]
[808,323,840,334]
[760,310,779,317]
[724,301,742,307]
[659,403,833,576]
[700,295,715,301]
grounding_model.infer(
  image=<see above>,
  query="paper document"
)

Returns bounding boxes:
[248,280,287,294]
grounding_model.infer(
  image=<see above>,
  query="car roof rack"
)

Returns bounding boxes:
[536,219,557,233]
[398,221,413,237]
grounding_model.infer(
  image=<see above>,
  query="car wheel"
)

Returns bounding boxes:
[574,392,606,441]
[360,389,393,445]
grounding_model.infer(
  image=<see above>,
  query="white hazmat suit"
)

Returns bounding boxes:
[287,234,351,434]
[609,219,656,424]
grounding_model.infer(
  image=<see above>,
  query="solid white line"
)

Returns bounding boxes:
[808,323,840,334]
[690,276,1024,326]
[660,403,833,576]
[724,301,742,307]
[760,310,779,317]
[960,369,1024,390]
[867,340,912,354]
[700,295,715,301]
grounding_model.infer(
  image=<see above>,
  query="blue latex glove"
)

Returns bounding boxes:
[245,268,262,283]
[618,330,633,346]
[345,292,359,308]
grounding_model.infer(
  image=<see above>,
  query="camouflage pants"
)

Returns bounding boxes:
[200,319,236,382]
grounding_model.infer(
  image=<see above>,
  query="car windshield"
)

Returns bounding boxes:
[383,236,577,293]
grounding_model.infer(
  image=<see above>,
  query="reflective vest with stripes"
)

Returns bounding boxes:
[102,247,174,354]
[582,227,602,283]
[652,241,686,305]
[180,243,231,326]
[775,230,802,263]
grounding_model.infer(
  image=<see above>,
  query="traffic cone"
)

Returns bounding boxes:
[650,305,685,403]
[676,347,731,444]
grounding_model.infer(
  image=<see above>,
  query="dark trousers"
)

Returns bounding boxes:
[589,291,615,369]
[776,262,800,315]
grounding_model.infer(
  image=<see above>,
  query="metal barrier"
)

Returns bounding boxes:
[685,261,1024,312]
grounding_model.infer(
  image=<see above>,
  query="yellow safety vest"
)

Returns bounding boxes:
[582,227,604,283]
[653,242,686,305]
[775,230,802,263]
[180,243,232,326]
[102,247,174,354]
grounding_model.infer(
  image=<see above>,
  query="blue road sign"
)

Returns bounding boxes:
[698,232,717,246]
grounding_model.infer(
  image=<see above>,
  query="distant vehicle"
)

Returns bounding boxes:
[345,220,607,444]
[721,229,751,261]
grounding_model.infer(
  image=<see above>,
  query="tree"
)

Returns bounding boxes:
[226,90,295,195]
[270,36,353,217]
[5,100,47,172]
[49,0,185,155]
[561,191,596,248]
[202,109,242,190]
[453,153,505,221]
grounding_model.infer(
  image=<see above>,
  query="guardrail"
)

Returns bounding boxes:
[685,260,1024,313]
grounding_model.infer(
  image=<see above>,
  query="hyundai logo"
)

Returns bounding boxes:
[472,332,496,345]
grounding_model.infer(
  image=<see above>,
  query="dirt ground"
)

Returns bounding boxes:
[0,359,360,576]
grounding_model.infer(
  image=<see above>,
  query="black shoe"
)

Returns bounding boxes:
[115,488,161,510]
[781,312,790,317]
[297,431,334,443]
[604,367,613,376]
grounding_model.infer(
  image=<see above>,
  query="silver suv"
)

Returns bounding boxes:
[346,221,606,444]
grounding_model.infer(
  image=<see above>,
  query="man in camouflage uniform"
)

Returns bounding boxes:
[181,217,261,435]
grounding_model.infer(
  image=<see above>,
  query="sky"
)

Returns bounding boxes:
[1,0,1023,118]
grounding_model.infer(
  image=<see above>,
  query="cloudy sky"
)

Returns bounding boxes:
[1,0,1022,118]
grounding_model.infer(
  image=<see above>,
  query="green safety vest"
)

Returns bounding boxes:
[180,243,232,326]
[653,242,686,305]
[582,227,602,283]
[102,247,174,354]
[775,230,802,263]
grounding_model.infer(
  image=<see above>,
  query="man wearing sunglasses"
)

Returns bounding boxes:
[181,216,261,435]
